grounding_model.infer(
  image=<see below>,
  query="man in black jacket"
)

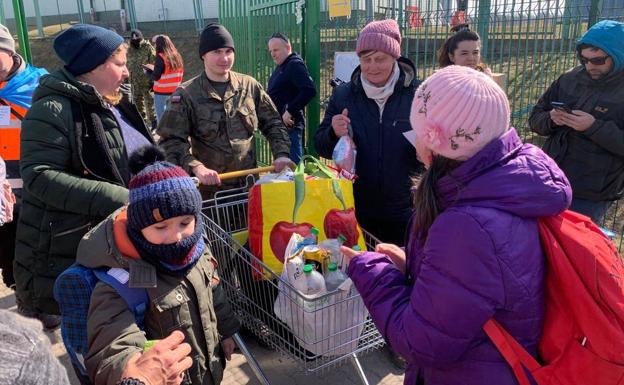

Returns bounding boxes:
[267,32,316,164]
[529,20,624,224]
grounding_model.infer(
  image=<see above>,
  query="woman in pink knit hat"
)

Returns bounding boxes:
[315,19,424,248]
[342,65,572,385]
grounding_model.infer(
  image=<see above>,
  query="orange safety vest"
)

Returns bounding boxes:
[153,53,183,94]
[0,80,28,190]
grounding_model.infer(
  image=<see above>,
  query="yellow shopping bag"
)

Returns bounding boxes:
[248,156,366,279]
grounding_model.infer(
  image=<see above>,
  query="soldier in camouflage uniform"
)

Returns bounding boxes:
[157,23,291,198]
[127,29,156,124]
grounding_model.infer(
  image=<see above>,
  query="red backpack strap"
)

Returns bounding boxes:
[483,319,542,385]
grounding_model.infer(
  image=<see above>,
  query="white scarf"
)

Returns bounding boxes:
[360,61,401,118]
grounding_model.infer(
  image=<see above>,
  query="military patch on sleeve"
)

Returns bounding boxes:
[170,95,182,103]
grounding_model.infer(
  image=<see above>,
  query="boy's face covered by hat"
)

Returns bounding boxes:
[141,215,196,245]
[126,158,205,276]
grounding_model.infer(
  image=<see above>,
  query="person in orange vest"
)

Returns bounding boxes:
[0,24,47,289]
[147,35,183,123]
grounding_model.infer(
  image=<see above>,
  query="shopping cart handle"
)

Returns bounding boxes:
[218,166,276,181]
[191,165,277,186]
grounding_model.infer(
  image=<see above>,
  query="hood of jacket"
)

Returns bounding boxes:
[350,56,417,91]
[32,68,113,108]
[76,208,139,270]
[5,53,26,82]
[437,128,572,218]
[577,19,624,74]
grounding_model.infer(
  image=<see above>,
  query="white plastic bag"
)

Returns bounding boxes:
[274,235,368,357]
[255,169,295,185]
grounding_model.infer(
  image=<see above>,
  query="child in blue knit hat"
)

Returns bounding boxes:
[77,145,239,385]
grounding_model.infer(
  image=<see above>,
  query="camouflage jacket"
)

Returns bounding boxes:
[126,40,155,89]
[157,71,290,194]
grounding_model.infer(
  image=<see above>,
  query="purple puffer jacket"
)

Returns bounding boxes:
[348,128,572,385]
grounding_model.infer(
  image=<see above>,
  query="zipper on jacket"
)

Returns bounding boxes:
[52,222,92,238]
[378,115,383,197]
[392,118,410,127]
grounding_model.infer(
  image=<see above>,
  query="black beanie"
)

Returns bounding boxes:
[130,29,143,40]
[199,23,235,59]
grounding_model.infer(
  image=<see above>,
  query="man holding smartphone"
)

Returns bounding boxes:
[529,20,624,224]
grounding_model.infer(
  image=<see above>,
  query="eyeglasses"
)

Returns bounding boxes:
[579,55,610,65]
[269,32,289,44]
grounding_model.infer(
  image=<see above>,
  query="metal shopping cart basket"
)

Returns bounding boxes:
[201,173,385,385]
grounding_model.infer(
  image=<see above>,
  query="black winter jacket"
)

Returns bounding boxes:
[15,68,153,314]
[529,66,624,201]
[267,53,316,126]
[314,57,424,222]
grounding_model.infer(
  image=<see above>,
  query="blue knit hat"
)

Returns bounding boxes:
[127,161,202,231]
[126,155,205,275]
[53,24,124,76]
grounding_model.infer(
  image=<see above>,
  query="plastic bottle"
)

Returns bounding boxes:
[325,262,347,291]
[310,227,320,243]
[318,234,346,270]
[293,264,327,296]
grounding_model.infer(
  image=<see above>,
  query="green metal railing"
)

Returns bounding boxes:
[223,0,624,245]
[221,0,321,161]
[222,0,623,161]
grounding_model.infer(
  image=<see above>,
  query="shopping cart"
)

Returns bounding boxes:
[201,170,386,385]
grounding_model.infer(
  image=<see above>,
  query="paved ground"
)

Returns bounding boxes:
[0,275,404,385]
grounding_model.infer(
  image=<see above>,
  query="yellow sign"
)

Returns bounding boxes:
[328,0,351,18]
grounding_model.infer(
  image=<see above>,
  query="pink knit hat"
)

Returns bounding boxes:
[356,19,402,59]
[410,65,510,161]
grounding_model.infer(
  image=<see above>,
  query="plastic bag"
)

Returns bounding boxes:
[274,233,368,357]
[254,169,295,185]
[332,131,357,181]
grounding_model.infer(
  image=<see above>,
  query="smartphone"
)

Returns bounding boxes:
[551,101,573,114]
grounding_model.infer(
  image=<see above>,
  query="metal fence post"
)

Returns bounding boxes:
[366,0,373,21]
[304,0,320,156]
[126,0,137,30]
[12,0,31,64]
[561,0,573,40]
[193,0,205,32]
[76,0,85,23]
[0,0,7,26]
[588,0,603,26]
[33,0,44,37]
[476,0,491,57]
